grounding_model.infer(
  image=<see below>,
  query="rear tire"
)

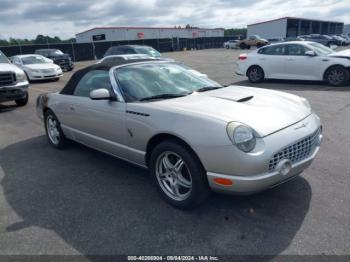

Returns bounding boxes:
[149,140,210,209]
[246,45,251,50]
[324,66,349,86]
[247,65,265,83]
[44,110,67,149]
[15,92,28,106]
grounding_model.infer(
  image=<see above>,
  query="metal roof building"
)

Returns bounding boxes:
[76,27,225,43]
[247,17,344,39]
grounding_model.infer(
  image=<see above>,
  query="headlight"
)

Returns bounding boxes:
[227,122,256,152]
[29,68,40,73]
[300,97,311,109]
[16,71,27,82]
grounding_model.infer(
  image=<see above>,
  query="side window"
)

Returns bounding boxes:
[13,57,20,64]
[122,48,136,54]
[73,70,112,98]
[258,45,286,55]
[286,44,308,56]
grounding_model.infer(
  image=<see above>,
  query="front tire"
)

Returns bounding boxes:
[247,65,265,83]
[324,66,349,86]
[150,140,210,209]
[15,92,28,106]
[239,43,247,49]
[44,110,67,149]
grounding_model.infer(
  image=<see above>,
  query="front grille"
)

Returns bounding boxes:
[268,128,321,172]
[0,72,16,87]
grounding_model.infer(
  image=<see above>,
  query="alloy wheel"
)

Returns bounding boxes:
[155,151,192,201]
[46,115,60,145]
[328,69,345,86]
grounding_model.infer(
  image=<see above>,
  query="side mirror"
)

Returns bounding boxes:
[90,88,112,100]
[305,50,316,56]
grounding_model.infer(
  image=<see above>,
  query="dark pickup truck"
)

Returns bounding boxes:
[35,49,74,71]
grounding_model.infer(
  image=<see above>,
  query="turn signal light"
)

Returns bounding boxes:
[213,178,233,186]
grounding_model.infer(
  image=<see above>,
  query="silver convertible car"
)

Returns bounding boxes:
[36,59,322,208]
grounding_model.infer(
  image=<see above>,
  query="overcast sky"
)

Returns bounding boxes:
[0,0,349,39]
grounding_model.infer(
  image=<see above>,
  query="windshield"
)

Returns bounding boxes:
[115,63,221,102]
[49,49,64,55]
[22,55,47,65]
[135,47,161,57]
[308,42,334,56]
[0,51,9,63]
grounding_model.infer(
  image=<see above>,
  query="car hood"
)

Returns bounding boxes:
[23,64,59,70]
[328,50,350,59]
[51,54,70,60]
[0,62,25,74]
[148,86,311,137]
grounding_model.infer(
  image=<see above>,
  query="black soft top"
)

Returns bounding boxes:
[60,58,156,95]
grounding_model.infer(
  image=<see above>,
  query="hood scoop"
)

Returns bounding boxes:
[213,95,254,103]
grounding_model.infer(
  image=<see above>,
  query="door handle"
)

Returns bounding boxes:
[287,58,294,61]
[69,105,75,111]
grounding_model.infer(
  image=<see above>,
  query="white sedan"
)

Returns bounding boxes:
[12,54,63,81]
[224,40,239,49]
[236,41,350,86]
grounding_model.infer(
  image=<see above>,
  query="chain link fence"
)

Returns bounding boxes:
[0,37,234,62]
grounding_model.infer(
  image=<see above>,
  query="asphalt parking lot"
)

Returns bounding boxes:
[0,48,350,257]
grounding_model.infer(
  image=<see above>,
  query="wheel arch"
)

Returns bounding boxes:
[323,64,350,80]
[145,133,205,170]
[246,64,265,77]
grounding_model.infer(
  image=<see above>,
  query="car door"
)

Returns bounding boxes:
[257,44,288,79]
[64,70,129,159]
[284,44,321,80]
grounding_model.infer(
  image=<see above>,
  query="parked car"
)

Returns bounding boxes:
[298,34,335,46]
[36,58,322,208]
[103,45,162,58]
[35,49,74,71]
[11,54,63,82]
[0,50,29,106]
[237,35,269,49]
[236,41,350,86]
[224,40,239,49]
[98,54,174,64]
[338,34,350,45]
[267,37,285,44]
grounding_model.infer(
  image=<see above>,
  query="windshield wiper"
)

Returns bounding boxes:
[196,86,224,92]
[139,93,189,101]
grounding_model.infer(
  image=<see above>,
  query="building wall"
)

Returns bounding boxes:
[247,18,287,39]
[76,28,224,43]
[247,17,344,39]
[344,24,350,34]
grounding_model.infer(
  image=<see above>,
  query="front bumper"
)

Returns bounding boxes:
[0,81,29,102]
[203,114,322,194]
[207,145,320,194]
[54,60,74,70]
[29,71,62,80]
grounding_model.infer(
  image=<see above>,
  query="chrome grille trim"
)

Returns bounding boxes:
[268,128,321,172]
[0,72,16,87]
